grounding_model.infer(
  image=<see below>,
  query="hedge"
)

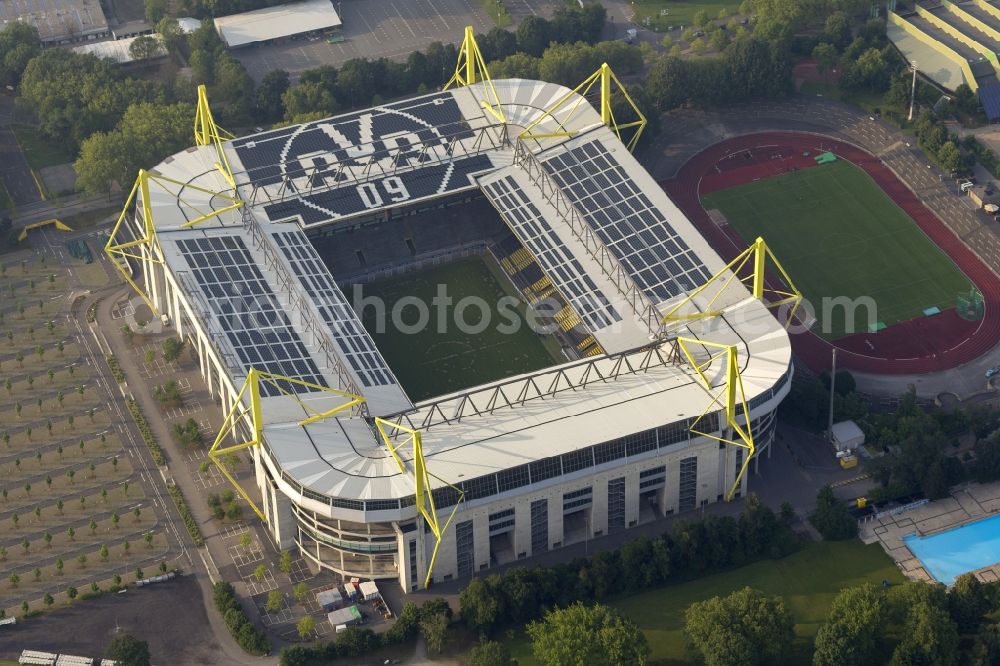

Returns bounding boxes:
[106,354,125,384]
[167,483,204,547]
[213,581,271,655]
[125,399,166,466]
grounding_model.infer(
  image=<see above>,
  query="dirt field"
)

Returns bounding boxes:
[0,574,228,663]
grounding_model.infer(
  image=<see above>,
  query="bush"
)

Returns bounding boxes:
[106,355,125,383]
[810,486,858,540]
[126,400,166,465]
[213,581,271,655]
[167,483,204,546]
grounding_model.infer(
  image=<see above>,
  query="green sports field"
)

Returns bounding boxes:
[701,160,972,340]
[359,256,563,401]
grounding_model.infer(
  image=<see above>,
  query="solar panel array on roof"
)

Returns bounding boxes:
[232,92,473,186]
[230,92,494,224]
[482,174,621,330]
[272,231,397,388]
[544,140,712,302]
[176,236,327,397]
[263,154,495,225]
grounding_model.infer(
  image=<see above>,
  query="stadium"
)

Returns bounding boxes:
[105,31,793,591]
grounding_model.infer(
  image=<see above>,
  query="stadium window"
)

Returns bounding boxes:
[431,486,461,509]
[658,420,690,447]
[405,238,416,256]
[489,508,515,522]
[497,465,530,493]
[355,250,367,267]
[594,438,626,465]
[561,448,594,474]
[625,429,657,456]
[529,457,562,483]
[462,474,499,501]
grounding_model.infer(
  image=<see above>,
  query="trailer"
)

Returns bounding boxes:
[316,587,343,612]
[327,605,363,628]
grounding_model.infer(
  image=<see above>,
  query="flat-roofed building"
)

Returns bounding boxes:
[0,0,109,44]
[213,0,342,48]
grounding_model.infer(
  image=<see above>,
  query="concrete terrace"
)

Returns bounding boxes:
[861,480,1000,584]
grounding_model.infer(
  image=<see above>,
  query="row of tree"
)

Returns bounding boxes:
[814,575,998,665]
[458,495,797,637]
[277,495,796,664]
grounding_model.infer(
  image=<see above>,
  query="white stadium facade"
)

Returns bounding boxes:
[107,39,793,591]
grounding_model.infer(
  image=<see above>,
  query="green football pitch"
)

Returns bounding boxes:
[359,256,563,401]
[700,160,972,340]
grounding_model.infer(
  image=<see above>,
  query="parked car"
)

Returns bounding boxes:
[985,365,1000,378]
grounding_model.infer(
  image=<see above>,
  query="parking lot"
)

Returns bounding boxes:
[236,0,551,82]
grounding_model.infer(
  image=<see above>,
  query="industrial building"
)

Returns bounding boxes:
[106,33,795,591]
[0,0,108,44]
[213,0,342,48]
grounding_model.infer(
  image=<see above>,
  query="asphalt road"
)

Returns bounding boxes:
[0,96,41,207]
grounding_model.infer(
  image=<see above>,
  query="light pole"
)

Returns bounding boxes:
[908,62,918,122]
[827,347,837,442]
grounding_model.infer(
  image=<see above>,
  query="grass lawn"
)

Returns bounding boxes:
[11,126,74,170]
[504,540,904,665]
[701,160,972,340]
[631,0,741,31]
[358,256,562,401]
[478,0,511,28]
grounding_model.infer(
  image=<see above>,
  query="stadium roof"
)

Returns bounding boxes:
[142,79,792,504]
[213,0,342,48]
[1,0,108,43]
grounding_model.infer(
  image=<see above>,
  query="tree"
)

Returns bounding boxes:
[254,564,267,581]
[144,0,167,22]
[813,583,887,666]
[0,22,40,87]
[278,550,293,574]
[255,69,290,122]
[105,633,151,666]
[162,338,184,363]
[129,35,162,61]
[460,575,504,635]
[296,615,316,639]
[420,611,450,655]
[810,485,857,540]
[467,640,515,666]
[66,586,77,600]
[266,590,284,612]
[156,17,185,55]
[293,581,309,603]
[527,602,649,666]
[813,42,838,73]
[517,16,553,57]
[948,573,991,633]
[890,600,958,666]
[76,102,193,195]
[822,11,853,49]
[43,592,53,608]
[938,141,961,174]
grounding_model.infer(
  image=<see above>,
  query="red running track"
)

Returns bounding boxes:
[662,132,1000,375]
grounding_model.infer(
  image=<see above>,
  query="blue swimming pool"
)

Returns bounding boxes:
[903,513,1000,584]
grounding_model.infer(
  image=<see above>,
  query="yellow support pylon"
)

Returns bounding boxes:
[444,26,507,123]
[374,418,465,588]
[662,236,802,327]
[103,169,243,314]
[194,84,238,187]
[675,338,754,501]
[208,369,366,521]
[520,63,647,152]
[17,218,72,242]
